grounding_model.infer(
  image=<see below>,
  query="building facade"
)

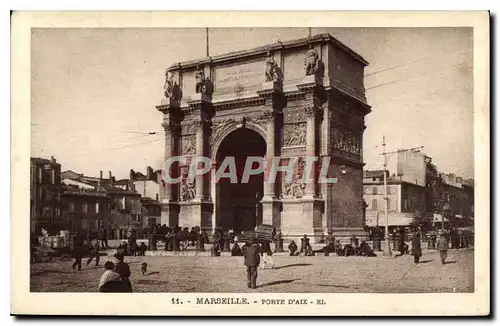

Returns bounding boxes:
[30,157,64,234]
[61,170,142,231]
[363,170,428,228]
[60,184,111,231]
[157,33,371,242]
[131,167,162,227]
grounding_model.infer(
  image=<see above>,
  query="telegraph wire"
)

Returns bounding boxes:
[70,135,163,160]
[363,50,470,78]
[30,123,162,136]
[365,62,466,91]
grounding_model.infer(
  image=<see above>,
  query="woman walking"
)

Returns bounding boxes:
[411,231,422,264]
[437,230,449,264]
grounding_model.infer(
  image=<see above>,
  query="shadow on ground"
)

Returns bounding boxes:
[274,263,312,270]
[258,279,300,288]
[418,259,434,264]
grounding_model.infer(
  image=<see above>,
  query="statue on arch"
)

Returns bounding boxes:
[305,46,320,76]
[264,54,284,87]
[195,65,214,101]
[163,70,182,102]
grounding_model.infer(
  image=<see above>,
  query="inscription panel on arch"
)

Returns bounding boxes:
[214,59,263,94]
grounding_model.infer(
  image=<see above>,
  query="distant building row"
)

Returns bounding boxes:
[30,157,164,235]
[363,150,474,229]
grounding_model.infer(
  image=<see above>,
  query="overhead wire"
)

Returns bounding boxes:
[365,62,466,91]
[70,135,163,160]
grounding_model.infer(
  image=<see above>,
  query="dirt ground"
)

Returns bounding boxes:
[30,249,474,293]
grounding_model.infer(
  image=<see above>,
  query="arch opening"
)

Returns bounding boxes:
[215,128,266,233]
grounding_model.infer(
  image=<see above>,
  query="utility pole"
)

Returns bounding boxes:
[380,137,424,257]
[206,27,210,57]
[382,136,391,257]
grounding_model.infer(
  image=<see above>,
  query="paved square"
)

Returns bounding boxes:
[30,249,474,293]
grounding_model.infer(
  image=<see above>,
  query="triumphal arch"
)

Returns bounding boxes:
[156,33,371,242]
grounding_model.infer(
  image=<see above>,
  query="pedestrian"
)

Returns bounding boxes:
[399,228,406,254]
[114,253,133,292]
[300,234,313,256]
[244,236,260,289]
[85,239,101,267]
[437,231,449,264]
[260,240,275,269]
[288,240,298,256]
[326,230,335,253]
[71,232,84,271]
[411,231,422,264]
[99,226,108,248]
[273,231,284,253]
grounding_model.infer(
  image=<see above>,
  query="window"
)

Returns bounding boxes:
[373,187,378,195]
[372,199,378,210]
[148,217,157,226]
[41,168,53,184]
[96,203,100,214]
[387,198,391,211]
[68,201,75,213]
[82,203,88,214]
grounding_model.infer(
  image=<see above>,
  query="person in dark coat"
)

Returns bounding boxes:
[326,231,335,252]
[231,242,242,256]
[198,230,208,251]
[399,228,406,254]
[288,240,298,256]
[71,232,85,271]
[85,239,101,267]
[300,235,312,256]
[437,231,449,264]
[99,227,108,248]
[273,231,284,252]
[138,242,147,256]
[223,230,232,252]
[358,241,376,257]
[244,237,260,289]
[114,253,132,292]
[411,232,422,263]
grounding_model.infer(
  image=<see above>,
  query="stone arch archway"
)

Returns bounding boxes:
[211,121,267,159]
[213,126,267,232]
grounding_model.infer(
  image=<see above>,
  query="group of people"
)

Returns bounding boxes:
[149,225,211,252]
[286,233,377,257]
[71,232,104,270]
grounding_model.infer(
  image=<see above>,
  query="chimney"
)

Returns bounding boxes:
[129,169,135,181]
[50,156,56,164]
[109,171,114,186]
[156,193,159,201]
[146,166,153,180]
[98,170,103,190]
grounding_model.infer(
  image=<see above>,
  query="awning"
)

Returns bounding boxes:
[432,213,449,223]
[365,211,413,227]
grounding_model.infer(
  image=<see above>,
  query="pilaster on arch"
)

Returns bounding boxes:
[210,120,267,159]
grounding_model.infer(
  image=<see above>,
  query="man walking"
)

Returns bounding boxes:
[71,232,84,271]
[437,230,449,264]
[411,231,422,264]
[99,227,108,248]
[86,239,101,267]
[244,236,260,289]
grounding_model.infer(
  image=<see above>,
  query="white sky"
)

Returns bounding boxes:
[31,27,473,180]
